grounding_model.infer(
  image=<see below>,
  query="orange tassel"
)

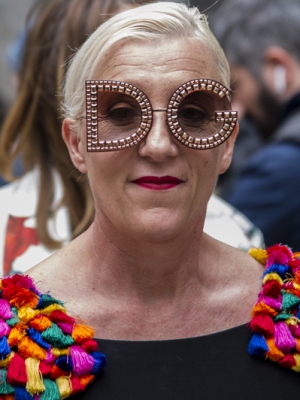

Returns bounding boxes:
[50,364,69,380]
[266,337,285,362]
[29,314,52,332]
[8,287,39,309]
[79,374,94,387]
[18,336,47,360]
[72,324,94,344]
[252,301,278,317]
[8,324,27,347]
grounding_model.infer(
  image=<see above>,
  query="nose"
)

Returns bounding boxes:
[138,110,179,160]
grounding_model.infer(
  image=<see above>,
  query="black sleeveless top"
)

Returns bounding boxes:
[76,324,300,399]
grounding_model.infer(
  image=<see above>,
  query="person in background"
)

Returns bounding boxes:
[0,0,145,275]
[211,0,300,250]
[0,0,263,277]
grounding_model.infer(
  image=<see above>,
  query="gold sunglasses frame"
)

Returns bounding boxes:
[82,78,238,152]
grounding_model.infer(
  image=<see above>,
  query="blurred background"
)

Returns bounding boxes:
[0,0,221,110]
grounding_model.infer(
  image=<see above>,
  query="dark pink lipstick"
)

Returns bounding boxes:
[133,176,182,190]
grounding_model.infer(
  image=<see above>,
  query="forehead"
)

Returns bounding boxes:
[92,38,221,93]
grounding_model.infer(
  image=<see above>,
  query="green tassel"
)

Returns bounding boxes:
[41,323,74,349]
[40,378,61,400]
[0,369,15,394]
[274,312,293,321]
[6,307,20,326]
[282,292,300,311]
[39,294,64,308]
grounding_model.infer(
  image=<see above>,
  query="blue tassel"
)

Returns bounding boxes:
[55,355,73,372]
[248,333,269,357]
[264,264,290,278]
[91,351,107,374]
[15,386,34,399]
[0,336,11,358]
[27,328,51,350]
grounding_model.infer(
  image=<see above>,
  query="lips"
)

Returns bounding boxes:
[132,176,183,190]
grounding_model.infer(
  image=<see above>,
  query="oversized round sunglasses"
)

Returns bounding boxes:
[79,78,238,152]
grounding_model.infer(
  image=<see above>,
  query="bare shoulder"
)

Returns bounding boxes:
[27,233,90,298]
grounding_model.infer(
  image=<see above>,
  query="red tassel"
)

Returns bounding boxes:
[70,375,85,394]
[278,354,296,368]
[7,352,27,385]
[39,360,53,376]
[81,340,99,353]
[249,315,274,336]
[263,280,282,297]
[48,310,75,325]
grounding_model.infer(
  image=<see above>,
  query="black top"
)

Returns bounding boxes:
[77,324,300,399]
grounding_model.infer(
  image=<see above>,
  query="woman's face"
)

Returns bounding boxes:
[67,38,237,244]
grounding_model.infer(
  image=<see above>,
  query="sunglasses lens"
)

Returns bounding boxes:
[176,91,230,139]
[97,91,142,140]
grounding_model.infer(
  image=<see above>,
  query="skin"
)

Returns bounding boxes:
[29,38,263,340]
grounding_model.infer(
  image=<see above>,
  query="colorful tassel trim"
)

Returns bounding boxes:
[248,244,300,372]
[0,274,106,398]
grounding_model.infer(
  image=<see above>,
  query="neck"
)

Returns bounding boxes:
[82,216,210,302]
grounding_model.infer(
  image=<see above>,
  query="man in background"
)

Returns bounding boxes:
[211,0,300,250]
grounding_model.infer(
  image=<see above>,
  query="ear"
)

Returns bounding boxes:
[62,118,87,174]
[218,122,239,175]
[262,46,295,97]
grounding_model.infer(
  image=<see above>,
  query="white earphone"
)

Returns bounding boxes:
[273,65,286,94]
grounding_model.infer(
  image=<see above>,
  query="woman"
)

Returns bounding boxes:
[0,3,298,399]
[0,0,262,276]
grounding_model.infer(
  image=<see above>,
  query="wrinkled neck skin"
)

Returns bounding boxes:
[84,208,211,301]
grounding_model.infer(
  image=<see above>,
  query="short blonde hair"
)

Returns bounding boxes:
[63,1,230,122]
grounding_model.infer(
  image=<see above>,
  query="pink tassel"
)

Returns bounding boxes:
[0,299,14,319]
[70,345,95,376]
[56,322,73,335]
[260,295,282,310]
[274,321,296,353]
[45,349,57,363]
[0,320,11,337]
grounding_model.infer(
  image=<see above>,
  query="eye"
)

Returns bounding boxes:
[178,104,209,126]
[105,103,140,126]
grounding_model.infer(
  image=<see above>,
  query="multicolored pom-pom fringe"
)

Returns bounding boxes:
[0,274,106,399]
[248,244,300,372]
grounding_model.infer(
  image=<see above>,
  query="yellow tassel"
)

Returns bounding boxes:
[56,376,72,399]
[0,352,13,368]
[18,336,47,360]
[72,324,94,343]
[18,306,39,323]
[52,348,70,357]
[292,354,300,372]
[285,317,298,326]
[248,248,268,264]
[25,357,45,395]
[262,273,283,285]
[41,304,66,316]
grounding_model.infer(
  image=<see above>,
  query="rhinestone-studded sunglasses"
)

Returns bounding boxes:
[78,79,238,152]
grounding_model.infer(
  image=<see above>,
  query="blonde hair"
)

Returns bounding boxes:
[63,1,230,122]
